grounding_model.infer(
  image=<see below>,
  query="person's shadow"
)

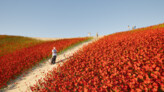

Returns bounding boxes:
[55,56,73,64]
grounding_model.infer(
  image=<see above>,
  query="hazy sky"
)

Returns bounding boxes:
[0,0,164,38]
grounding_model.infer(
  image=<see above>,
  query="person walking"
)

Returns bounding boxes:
[128,25,130,30]
[96,32,99,38]
[51,47,57,64]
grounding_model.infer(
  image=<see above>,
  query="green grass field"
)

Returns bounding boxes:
[0,35,43,57]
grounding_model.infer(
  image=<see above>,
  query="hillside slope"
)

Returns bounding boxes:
[31,23,164,92]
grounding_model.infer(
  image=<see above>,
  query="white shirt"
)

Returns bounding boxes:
[52,49,57,56]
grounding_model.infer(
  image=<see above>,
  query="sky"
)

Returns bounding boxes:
[0,0,164,38]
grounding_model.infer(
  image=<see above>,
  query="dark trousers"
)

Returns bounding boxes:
[51,56,57,64]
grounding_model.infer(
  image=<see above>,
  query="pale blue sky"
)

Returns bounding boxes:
[0,0,164,38]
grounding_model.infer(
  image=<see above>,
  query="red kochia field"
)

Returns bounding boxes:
[0,37,88,88]
[31,24,164,92]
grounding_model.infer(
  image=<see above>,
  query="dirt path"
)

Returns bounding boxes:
[31,37,61,41]
[1,37,101,92]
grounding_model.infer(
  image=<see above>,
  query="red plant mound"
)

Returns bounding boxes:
[0,37,88,88]
[31,24,164,92]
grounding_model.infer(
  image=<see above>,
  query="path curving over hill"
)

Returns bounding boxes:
[1,36,102,92]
